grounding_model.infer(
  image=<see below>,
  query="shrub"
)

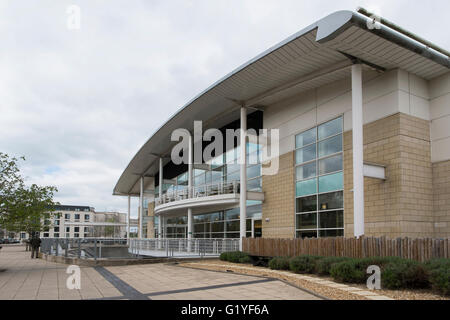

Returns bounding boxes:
[219,252,230,261]
[269,257,291,270]
[239,255,252,264]
[424,258,450,271]
[428,267,450,296]
[316,257,352,275]
[382,260,429,289]
[358,256,404,268]
[219,251,250,263]
[330,259,366,283]
[289,255,323,274]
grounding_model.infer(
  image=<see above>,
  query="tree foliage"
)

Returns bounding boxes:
[0,152,58,235]
[0,152,25,215]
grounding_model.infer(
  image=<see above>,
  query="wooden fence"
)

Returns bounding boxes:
[242,237,450,262]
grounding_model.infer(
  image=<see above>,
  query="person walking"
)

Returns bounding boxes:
[25,238,31,251]
[30,234,41,259]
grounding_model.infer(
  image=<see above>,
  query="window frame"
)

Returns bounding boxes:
[294,116,345,238]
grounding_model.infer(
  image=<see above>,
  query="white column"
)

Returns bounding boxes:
[187,208,193,249]
[139,176,144,238]
[158,215,162,239]
[127,195,130,240]
[159,157,163,239]
[188,134,193,198]
[162,216,166,238]
[352,64,365,238]
[239,106,247,250]
[187,134,193,249]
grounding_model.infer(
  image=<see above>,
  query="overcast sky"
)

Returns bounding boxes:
[1,0,449,217]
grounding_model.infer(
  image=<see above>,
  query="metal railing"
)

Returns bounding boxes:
[40,237,240,259]
[41,238,130,260]
[129,238,240,257]
[155,181,240,206]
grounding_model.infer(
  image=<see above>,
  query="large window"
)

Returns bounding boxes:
[156,143,263,199]
[165,216,187,238]
[295,117,344,238]
[192,201,262,239]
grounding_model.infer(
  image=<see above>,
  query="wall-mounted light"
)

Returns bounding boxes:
[265,218,270,222]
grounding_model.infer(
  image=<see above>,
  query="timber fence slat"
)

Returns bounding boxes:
[242,237,450,261]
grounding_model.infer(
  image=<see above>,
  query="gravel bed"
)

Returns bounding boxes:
[178,260,367,300]
[178,259,449,301]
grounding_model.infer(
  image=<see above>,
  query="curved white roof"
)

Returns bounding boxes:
[114,10,450,196]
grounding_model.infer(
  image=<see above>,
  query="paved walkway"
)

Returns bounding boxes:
[0,245,320,300]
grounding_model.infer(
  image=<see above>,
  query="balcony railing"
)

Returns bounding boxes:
[155,181,240,206]
[130,238,240,257]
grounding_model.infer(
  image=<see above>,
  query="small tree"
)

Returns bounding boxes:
[0,152,59,236]
[1,184,59,236]
[104,217,118,238]
[0,152,25,217]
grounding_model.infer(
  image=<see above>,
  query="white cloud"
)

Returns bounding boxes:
[0,0,449,217]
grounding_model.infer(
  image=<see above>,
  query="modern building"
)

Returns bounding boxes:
[113,9,450,242]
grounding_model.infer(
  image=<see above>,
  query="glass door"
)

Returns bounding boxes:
[252,219,262,238]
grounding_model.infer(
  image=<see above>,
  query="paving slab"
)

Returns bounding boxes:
[0,245,321,300]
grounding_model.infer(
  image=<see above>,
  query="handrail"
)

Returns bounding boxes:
[40,238,240,259]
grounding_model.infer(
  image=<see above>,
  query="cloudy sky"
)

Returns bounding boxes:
[1,0,449,217]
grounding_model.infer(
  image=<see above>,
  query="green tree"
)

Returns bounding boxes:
[0,152,59,236]
[0,152,25,216]
[104,217,118,238]
[2,184,59,235]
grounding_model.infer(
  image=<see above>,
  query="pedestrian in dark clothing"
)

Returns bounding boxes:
[30,235,41,259]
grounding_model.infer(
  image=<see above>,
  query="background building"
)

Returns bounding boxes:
[2,205,135,240]
[42,205,131,238]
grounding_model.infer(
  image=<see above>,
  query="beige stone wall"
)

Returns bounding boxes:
[260,112,450,239]
[261,152,295,238]
[433,160,450,237]
[344,113,434,238]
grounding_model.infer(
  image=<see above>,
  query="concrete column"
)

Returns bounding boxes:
[159,157,163,241]
[127,195,130,240]
[187,134,193,250]
[162,216,166,238]
[187,208,193,251]
[352,64,364,238]
[139,176,144,238]
[159,157,163,200]
[239,106,247,250]
[158,215,162,238]
[188,133,193,198]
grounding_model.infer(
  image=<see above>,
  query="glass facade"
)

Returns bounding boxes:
[154,143,263,238]
[295,117,344,238]
[155,143,262,198]
[162,201,262,239]
[165,216,187,238]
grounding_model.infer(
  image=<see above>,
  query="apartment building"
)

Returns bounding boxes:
[38,205,128,239]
